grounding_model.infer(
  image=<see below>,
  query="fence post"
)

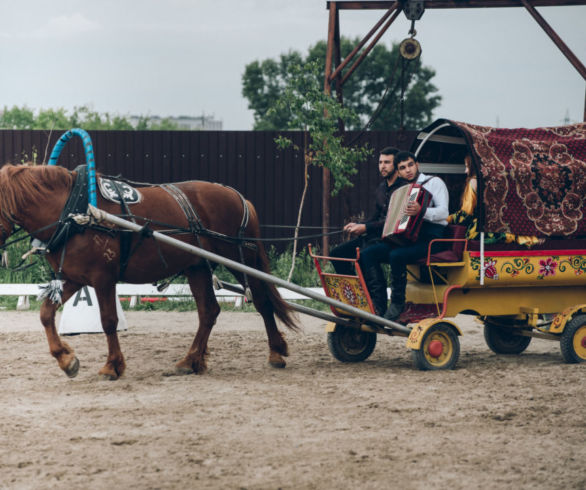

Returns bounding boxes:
[16,295,30,310]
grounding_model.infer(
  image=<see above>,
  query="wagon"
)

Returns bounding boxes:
[313,119,586,370]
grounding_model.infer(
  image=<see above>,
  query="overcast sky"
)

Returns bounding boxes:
[1,0,584,130]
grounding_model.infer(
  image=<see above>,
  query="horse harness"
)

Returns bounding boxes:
[159,182,254,297]
[33,166,257,296]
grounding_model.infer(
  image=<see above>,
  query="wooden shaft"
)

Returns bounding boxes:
[88,206,412,334]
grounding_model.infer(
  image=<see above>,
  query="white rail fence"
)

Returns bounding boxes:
[0,284,325,310]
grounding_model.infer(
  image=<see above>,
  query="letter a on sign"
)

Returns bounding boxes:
[72,286,93,307]
[58,286,127,335]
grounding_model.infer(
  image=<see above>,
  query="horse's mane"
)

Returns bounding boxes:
[0,164,73,218]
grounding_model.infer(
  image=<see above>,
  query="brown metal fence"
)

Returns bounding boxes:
[0,129,418,252]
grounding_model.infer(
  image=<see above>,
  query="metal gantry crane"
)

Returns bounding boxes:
[320,0,586,252]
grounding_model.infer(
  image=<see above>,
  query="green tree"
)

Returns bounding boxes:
[243,51,304,130]
[242,37,441,131]
[0,106,35,129]
[0,105,180,131]
[69,106,135,130]
[148,117,180,131]
[271,60,372,280]
[35,108,72,130]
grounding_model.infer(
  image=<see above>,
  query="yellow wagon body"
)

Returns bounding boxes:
[315,120,586,369]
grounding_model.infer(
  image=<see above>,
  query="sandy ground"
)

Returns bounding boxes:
[1,309,585,490]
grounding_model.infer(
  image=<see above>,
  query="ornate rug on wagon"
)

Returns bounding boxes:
[449,120,586,239]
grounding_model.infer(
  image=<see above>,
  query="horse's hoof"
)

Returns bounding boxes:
[174,365,207,375]
[268,353,286,369]
[65,357,80,378]
[98,366,120,380]
[175,358,207,375]
[174,365,194,376]
[99,370,120,381]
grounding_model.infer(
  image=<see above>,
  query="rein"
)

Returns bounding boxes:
[113,214,344,243]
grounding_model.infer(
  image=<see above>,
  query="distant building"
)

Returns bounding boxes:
[128,114,223,130]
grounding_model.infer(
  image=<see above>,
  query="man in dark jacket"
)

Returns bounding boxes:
[329,146,403,315]
[361,151,450,320]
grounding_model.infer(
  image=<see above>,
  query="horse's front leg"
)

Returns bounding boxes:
[175,267,221,375]
[94,284,125,380]
[40,281,82,378]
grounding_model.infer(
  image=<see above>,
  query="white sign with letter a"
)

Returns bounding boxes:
[58,286,128,335]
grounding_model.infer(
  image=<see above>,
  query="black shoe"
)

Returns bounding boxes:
[384,303,404,321]
[362,266,388,318]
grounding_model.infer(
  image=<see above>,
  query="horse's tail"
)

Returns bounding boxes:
[255,240,300,332]
[243,200,298,331]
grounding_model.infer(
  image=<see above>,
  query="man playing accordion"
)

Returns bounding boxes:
[360,151,450,320]
[329,146,404,316]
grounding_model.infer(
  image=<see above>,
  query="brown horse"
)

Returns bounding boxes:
[0,164,297,379]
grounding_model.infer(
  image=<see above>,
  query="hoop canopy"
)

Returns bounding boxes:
[412,119,586,238]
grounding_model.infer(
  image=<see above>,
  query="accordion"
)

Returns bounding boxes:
[382,183,432,242]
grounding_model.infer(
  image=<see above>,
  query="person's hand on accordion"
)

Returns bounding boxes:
[405,200,422,217]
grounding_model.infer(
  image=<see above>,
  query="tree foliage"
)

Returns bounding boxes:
[243,37,441,131]
[271,60,372,195]
[0,105,180,131]
[270,60,372,279]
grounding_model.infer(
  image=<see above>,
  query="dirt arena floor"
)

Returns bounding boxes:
[1,309,585,489]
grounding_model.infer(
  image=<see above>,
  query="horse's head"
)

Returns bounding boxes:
[0,163,73,245]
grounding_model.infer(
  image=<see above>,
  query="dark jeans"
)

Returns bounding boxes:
[360,222,447,305]
[330,234,389,315]
[329,234,380,275]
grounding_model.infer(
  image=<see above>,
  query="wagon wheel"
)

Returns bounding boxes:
[327,326,377,363]
[411,323,460,371]
[560,314,586,364]
[483,318,532,355]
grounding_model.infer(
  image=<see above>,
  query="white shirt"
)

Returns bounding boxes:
[416,172,449,226]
